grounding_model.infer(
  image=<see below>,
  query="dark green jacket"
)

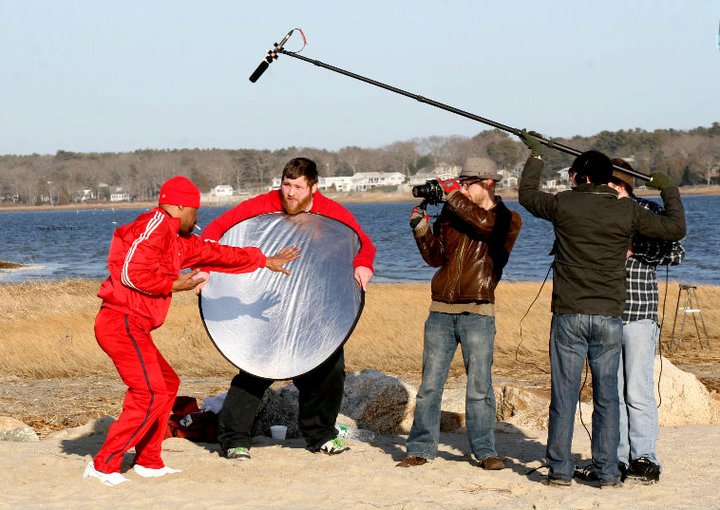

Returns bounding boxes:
[518,156,686,316]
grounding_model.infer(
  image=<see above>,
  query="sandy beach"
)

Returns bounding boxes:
[1,415,719,509]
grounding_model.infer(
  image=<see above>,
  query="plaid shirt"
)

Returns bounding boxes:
[623,196,685,324]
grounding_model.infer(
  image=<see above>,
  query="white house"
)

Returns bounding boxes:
[273,172,405,192]
[110,187,130,202]
[210,185,234,197]
[501,176,518,188]
[542,179,562,190]
[77,189,94,201]
[317,176,354,192]
[494,169,518,189]
[407,165,461,186]
[352,172,405,191]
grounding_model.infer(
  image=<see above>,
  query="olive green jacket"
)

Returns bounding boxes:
[518,156,686,316]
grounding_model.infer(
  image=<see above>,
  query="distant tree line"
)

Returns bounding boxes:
[1,123,718,206]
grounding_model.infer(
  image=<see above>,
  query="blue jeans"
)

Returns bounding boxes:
[406,312,497,461]
[546,314,622,483]
[618,319,660,467]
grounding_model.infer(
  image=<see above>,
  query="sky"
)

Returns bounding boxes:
[1,1,719,156]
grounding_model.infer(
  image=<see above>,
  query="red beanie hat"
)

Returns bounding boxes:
[158,176,201,208]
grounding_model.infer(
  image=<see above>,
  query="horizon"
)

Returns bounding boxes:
[2,121,718,159]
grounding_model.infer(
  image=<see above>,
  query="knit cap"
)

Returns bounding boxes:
[158,176,201,208]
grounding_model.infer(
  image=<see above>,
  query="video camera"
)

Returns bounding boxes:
[411,179,444,206]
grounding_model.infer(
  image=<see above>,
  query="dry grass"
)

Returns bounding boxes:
[2,278,717,438]
[0,280,718,387]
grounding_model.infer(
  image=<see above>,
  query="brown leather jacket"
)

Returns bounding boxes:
[414,192,522,304]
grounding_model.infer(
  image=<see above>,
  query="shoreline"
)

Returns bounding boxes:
[1,275,718,289]
[1,185,718,212]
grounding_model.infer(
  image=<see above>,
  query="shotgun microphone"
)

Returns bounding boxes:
[249,60,270,83]
[248,29,297,83]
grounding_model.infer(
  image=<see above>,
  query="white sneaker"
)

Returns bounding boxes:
[83,461,130,486]
[132,464,183,478]
[319,437,348,455]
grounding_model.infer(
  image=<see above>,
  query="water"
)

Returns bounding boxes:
[1,195,718,285]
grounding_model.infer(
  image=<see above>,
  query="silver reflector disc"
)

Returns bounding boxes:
[200,212,363,379]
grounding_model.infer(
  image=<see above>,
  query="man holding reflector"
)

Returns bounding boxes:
[199,157,376,460]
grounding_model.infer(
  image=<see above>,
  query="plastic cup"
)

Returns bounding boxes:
[270,425,287,441]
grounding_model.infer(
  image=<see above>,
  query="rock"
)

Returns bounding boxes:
[47,416,114,440]
[242,356,720,443]
[341,369,417,434]
[437,388,466,432]
[657,356,720,425]
[440,410,465,432]
[495,385,593,431]
[496,386,550,430]
[489,356,720,431]
[0,416,39,442]
[252,384,301,438]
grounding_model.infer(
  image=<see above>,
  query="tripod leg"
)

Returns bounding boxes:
[692,290,712,350]
[669,286,682,352]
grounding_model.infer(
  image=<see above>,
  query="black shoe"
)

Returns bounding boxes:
[627,457,660,483]
[574,463,627,483]
[618,462,628,482]
[573,464,598,482]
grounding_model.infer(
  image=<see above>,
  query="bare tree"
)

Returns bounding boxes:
[383,141,419,176]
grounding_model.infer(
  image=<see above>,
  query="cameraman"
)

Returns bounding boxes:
[517,132,686,488]
[397,157,522,470]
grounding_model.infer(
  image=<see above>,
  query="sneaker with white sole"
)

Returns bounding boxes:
[627,457,660,484]
[83,461,130,486]
[132,464,183,478]
[225,447,251,460]
[319,437,347,455]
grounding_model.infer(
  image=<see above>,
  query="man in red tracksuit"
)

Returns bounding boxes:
[200,157,376,459]
[84,176,300,486]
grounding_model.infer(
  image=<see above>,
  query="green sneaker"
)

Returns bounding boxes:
[225,447,251,461]
[319,437,347,455]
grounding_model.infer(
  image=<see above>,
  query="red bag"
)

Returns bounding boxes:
[164,396,219,443]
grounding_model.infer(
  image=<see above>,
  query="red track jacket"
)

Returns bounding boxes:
[98,207,267,330]
[201,190,376,270]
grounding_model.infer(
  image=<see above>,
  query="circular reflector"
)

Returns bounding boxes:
[200,212,363,379]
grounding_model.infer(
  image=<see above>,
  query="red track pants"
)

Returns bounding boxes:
[92,308,179,474]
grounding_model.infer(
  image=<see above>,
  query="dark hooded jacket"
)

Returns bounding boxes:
[518,156,686,316]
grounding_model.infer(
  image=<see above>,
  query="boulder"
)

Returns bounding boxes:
[340,369,416,434]
[495,386,553,430]
[47,415,114,440]
[489,356,720,431]
[657,356,720,425]
[435,387,465,432]
[242,357,719,439]
[0,416,39,442]
[252,384,301,438]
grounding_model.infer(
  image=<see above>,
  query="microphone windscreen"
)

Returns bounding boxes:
[249,60,270,83]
